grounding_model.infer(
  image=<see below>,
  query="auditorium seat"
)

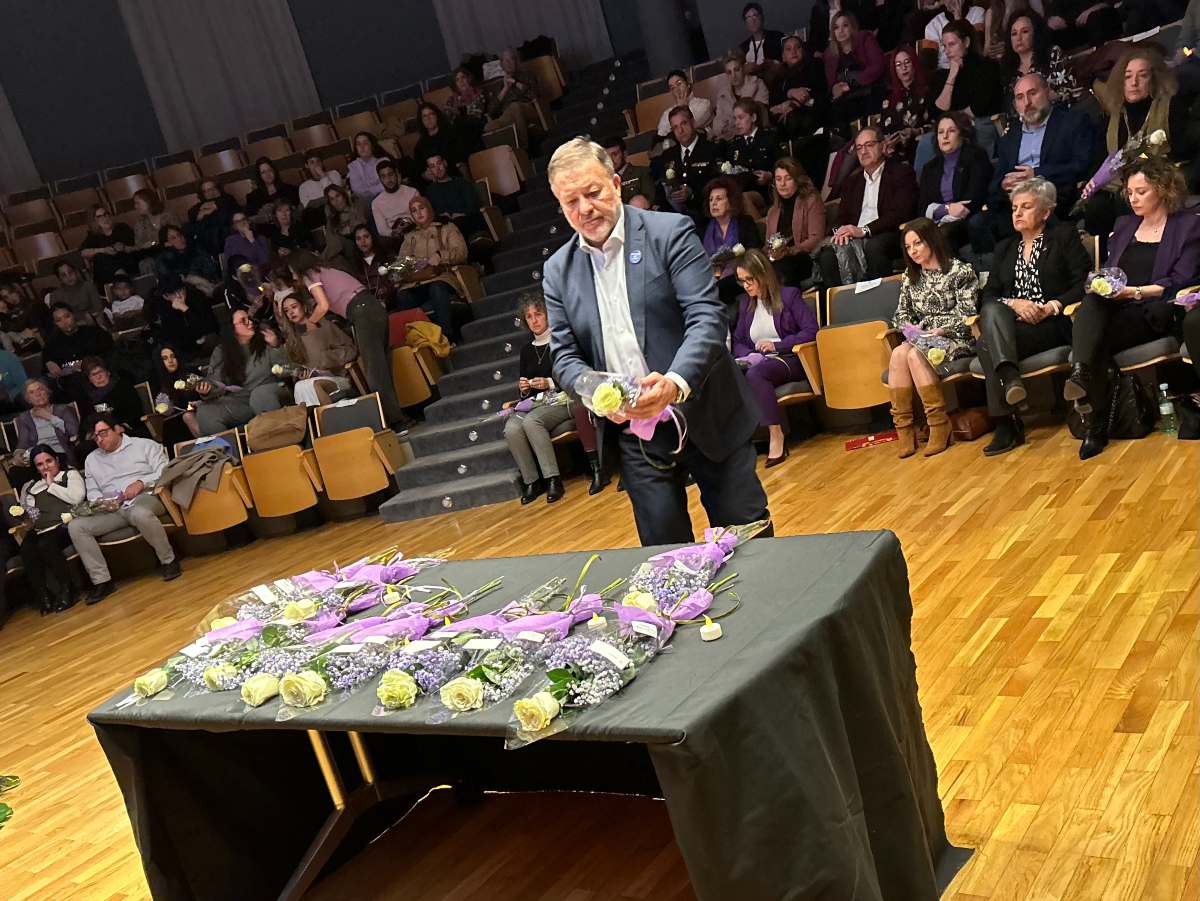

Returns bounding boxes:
[524,55,566,104]
[468,146,527,198]
[423,85,454,108]
[776,290,824,410]
[12,232,67,271]
[198,149,248,179]
[291,124,339,153]
[334,111,382,140]
[816,276,902,410]
[312,393,406,501]
[379,98,420,125]
[54,186,105,219]
[153,161,201,191]
[4,197,59,234]
[244,136,294,161]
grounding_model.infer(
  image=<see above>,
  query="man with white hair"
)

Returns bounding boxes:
[542,138,770,546]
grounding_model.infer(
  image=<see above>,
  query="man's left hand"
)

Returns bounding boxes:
[626,372,677,421]
[124,480,145,499]
[833,225,864,245]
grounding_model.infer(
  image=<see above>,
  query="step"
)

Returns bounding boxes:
[451,329,528,368]
[508,200,563,232]
[493,235,570,273]
[378,470,521,524]
[483,266,541,296]
[499,219,569,254]
[398,438,517,484]
[424,381,517,424]
[404,413,508,457]
[464,284,534,321]
[461,309,528,343]
[519,186,556,210]
[438,353,521,396]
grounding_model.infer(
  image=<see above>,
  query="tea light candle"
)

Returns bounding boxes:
[587,614,607,631]
[700,616,723,642]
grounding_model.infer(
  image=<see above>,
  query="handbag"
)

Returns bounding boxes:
[1106,372,1155,439]
[244,405,308,452]
[949,407,994,441]
[1176,395,1200,440]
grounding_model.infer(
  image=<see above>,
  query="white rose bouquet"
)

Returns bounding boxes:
[1086,268,1128,299]
[574,370,640,418]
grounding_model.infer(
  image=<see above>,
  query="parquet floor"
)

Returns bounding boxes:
[1,421,1196,900]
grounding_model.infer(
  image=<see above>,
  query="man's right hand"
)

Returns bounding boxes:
[45,361,61,377]
[196,380,213,396]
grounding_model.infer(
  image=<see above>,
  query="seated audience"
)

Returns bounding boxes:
[1001,10,1080,119]
[322,184,371,263]
[974,74,1094,251]
[188,180,240,258]
[447,67,492,155]
[14,445,88,614]
[808,0,865,59]
[721,100,779,198]
[278,293,357,406]
[13,379,80,485]
[287,251,411,430]
[488,47,539,148]
[983,0,1029,59]
[245,157,300,220]
[881,46,933,166]
[371,158,419,238]
[767,35,829,180]
[351,226,400,307]
[740,3,785,71]
[80,205,138,289]
[816,128,917,288]
[730,249,820,465]
[152,344,202,442]
[504,291,604,504]
[602,136,652,208]
[81,357,146,437]
[298,152,344,209]
[925,19,1005,166]
[0,346,27,414]
[223,212,270,279]
[925,0,986,68]
[917,112,993,252]
[656,70,715,139]
[0,283,43,351]
[656,106,721,219]
[262,202,312,256]
[193,309,287,434]
[710,55,770,143]
[348,132,388,201]
[155,224,221,296]
[106,275,146,329]
[394,196,468,340]
[975,176,1088,455]
[415,103,467,179]
[69,412,180,604]
[888,218,979,458]
[1045,0,1122,49]
[131,189,178,259]
[153,276,220,359]
[825,13,886,130]
[1067,156,1200,460]
[44,304,114,403]
[702,177,763,309]
[48,260,105,324]
[765,158,825,288]
[1084,48,1196,246]
[423,152,487,234]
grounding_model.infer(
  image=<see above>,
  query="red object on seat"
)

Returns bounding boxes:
[388,309,430,347]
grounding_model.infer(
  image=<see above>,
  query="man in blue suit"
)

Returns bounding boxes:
[542,138,770,546]
[970,73,1097,252]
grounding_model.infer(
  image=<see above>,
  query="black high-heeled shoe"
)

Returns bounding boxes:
[764,446,790,468]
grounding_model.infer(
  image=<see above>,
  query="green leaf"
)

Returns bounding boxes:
[546,668,571,683]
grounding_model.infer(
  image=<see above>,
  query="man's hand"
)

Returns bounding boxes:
[946,201,971,219]
[124,480,145,499]
[196,380,213,396]
[626,372,677,421]
[754,170,771,185]
[518,376,530,392]
[831,82,850,100]
[1001,166,1035,191]
[832,225,865,246]
[529,377,549,391]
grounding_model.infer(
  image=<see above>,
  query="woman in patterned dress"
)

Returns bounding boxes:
[887,217,979,458]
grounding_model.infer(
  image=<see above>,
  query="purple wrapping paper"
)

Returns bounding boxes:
[497,612,573,641]
[668,588,714,622]
[617,605,676,644]
[629,407,671,441]
[567,593,602,622]
[306,616,387,644]
[293,570,338,592]
[344,562,419,584]
[347,588,384,613]
[351,615,432,642]
[205,618,264,642]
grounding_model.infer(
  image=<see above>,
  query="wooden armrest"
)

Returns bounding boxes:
[300,448,324,492]
[876,326,903,346]
[372,430,405,474]
[230,466,253,508]
[153,485,184,527]
[793,341,823,395]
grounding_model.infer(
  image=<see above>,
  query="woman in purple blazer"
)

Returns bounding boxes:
[731,249,819,466]
[1066,156,1200,459]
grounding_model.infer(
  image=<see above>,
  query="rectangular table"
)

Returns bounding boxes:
[90,531,970,900]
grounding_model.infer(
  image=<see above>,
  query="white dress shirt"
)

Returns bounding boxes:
[857,162,885,231]
[578,211,690,400]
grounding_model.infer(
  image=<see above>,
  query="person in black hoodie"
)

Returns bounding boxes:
[81,356,149,437]
[916,112,993,252]
[152,276,220,362]
[188,179,241,257]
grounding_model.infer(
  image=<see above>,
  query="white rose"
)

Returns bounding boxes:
[7,505,24,518]
[279,670,328,707]
[270,364,283,376]
[209,616,238,630]
[378,265,389,275]
[60,513,73,524]
[513,690,560,732]
[280,599,318,622]
[174,380,186,390]
[240,673,280,707]
[154,402,170,414]
[720,161,733,174]
[133,668,169,699]
[665,167,677,180]
[377,670,420,709]
[621,590,658,612]
[732,243,745,255]
[203,663,238,692]
[440,676,484,712]
[1149,129,1167,146]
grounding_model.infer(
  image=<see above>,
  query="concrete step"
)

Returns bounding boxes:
[404,412,507,458]
[397,438,516,484]
[450,328,528,368]
[437,353,521,397]
[378,470,521,523]
[423,381,517,425]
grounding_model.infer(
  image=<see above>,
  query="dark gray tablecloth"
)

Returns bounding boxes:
[89,531,970,900]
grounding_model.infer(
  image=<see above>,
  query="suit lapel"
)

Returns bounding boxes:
[566,239,607,369]
[623,207,648,350]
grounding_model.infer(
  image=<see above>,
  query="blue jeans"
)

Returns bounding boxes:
[396,281,458,338]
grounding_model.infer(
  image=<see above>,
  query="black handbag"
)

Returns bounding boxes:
[1178,396,1200,440]
[1107,372,1156,439]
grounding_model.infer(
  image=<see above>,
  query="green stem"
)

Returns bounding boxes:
[676,594,742,624]
[564,554,601,608]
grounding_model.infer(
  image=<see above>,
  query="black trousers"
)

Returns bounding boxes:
[1183,305,1200,381]
[1083,191,1128,258]
[616,425,770,547]
[815,231,901,289]
[1072,295,1171,400]
[773,253,813,289]
[20,526,79,602]
[975,302,1073,416]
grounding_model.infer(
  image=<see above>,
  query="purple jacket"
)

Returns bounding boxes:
[1107,211,1200,301]
[732,286,819,357]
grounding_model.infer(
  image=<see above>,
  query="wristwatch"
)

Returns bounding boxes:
[862,226,872,238]
[1134,286,1143,301]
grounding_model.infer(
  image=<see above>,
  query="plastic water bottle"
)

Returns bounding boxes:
[1158,383,1178,435]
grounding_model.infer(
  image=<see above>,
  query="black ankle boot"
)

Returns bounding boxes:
[1079,424,1109,460]
[545,476,564,503]
[983,415,1025,456]
[1064,363,1092,411]
[520,479,546,505]
[587,460,608,495]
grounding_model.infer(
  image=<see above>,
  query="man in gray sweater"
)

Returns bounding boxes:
[69,413,181,603]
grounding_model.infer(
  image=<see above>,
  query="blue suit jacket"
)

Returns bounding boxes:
[543,205,759,461]
[989,105,1095,214]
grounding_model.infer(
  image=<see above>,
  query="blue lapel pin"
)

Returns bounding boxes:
[629,250,642,264]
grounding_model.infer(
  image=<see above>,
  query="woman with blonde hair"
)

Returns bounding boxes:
[730,248,819,466]
[764,157,824,288]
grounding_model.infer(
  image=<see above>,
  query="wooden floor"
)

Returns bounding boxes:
[1,422,1197,901]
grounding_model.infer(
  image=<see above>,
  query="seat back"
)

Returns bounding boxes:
[467,146,524,197]
[391,346,433,407]
[315,392,386,436]
[379,98,420,124]
[174,428,244,463]
[244,136,295,161]
[242,445,320,517]
[290,124,339,153]
[104,174,156,208]
[388,308,430,347]
[5,197,59,231]
[422,85,454,108]
[690,59,725,82]
[313,428,391,500]
[155,161,201,190]
[636,76,669,101]
[222,178,256,207]
[54,187,105,218]
[826,276,902,326]
[12,232,67,269]
[198,149,248,179]
[334,111,382,140]
[691,74,724,104]
[817,276,903,410]
[634,93,678,134]
[524,55,565,103]
[166,193,200,222]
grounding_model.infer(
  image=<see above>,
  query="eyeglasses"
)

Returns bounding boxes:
[854,141,880,152]
[737,277,756,285]
[95,211,110,219]
[93,427,113,438]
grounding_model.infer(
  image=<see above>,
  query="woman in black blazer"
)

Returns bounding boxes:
[975,176,1090,456]
[917,112,993,252]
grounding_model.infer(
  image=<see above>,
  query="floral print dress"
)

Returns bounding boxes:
[893,257,979,360]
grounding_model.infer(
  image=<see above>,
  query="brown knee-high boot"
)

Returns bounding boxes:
[889,387,917,458]
[917,383,951,456]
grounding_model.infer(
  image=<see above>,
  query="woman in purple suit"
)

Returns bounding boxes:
[731,249,819,467]
[1066,155,1200,460]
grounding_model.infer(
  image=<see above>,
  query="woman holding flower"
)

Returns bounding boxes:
[764,158,824,289]
[152,344,202,442]
[702,177,761,312]
[14,444,88,614]
[888,218,979,458]
[730,249,819,466]
[1066,155,1200,460]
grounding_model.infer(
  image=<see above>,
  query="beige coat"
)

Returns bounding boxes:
[765,192,825,256]
[399,222,468,291]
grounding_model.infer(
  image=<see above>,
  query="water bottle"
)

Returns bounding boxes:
[1158,383,1178,435]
